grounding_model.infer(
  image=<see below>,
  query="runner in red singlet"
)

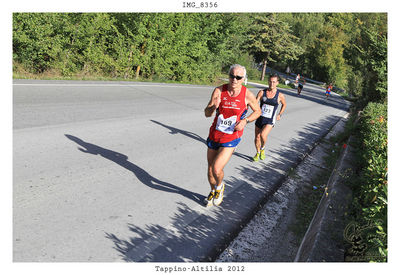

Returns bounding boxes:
[325,83,333,99]
[204,64,261,207]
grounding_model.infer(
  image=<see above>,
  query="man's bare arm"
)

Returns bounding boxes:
[276,93,286,121]
[245,89,262,123]
[234,89,261,131]
[204,87,221,117]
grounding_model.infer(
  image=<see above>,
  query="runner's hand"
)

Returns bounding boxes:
[234,119,247,131]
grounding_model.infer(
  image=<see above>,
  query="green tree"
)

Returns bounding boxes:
[357,29,387,103]
[110,13,250,82]
[344,13,387,102]
[311,23,350,87]
[247,13,303,81]
[278,13,325,76]
[13,13,60,73]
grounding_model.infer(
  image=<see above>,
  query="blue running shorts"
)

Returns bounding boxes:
[206,137,241,150]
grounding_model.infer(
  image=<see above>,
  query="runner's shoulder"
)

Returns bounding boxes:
[213,85,223,95]
[255,89,264,97]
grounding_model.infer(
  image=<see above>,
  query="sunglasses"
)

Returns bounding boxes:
[229,73,244,80]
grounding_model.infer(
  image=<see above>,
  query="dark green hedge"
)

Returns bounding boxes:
[348,102,387,261]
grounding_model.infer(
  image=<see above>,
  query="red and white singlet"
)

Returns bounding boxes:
[208,84,248,144]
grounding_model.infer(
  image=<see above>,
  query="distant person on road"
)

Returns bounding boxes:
[204,64,261,207]
[295,73,300,84]
[253,74,287,162]
[325,83,333,99]
[297,75,306,96]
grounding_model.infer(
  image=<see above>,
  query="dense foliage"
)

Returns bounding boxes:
[13,13,250,82]
[13,13,387,93]
[247,13,303,80]
[276,13,387,99]
[12,12,388,261]
[348,102,387,261]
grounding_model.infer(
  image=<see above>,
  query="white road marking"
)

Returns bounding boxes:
[13,83,207,89]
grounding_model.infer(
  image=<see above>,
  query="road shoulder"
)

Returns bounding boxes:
[217,113,352,262]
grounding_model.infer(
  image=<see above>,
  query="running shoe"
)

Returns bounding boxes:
[253,153,260,162]
[260,149,266,160]
[213,183,225,206]
[204,190,215,207]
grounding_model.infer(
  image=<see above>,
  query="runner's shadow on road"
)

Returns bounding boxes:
[105,194,259,262]
[150,120,253,162]
[104,115,345,262]
[65,134,205,205]
[105,202,224,262]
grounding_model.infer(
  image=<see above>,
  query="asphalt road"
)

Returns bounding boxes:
[13,79,350,262]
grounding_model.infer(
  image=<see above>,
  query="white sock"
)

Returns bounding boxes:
[216,184,223,191]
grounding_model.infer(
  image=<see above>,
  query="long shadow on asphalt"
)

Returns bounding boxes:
[103,115,344,262]
[65,134,205,205]
[150,120,253,162]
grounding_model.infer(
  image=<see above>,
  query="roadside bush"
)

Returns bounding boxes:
[346,70,363,98]
[348,102,387,261]
[13,13,252,83]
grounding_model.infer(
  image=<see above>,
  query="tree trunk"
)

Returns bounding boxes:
[135,65,141,79]
[261,59,267,81]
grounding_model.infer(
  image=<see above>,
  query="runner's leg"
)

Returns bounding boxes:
[260,124,274,149]
[207,148,219,190]
[254,126,262,153]
[211,147,236,188]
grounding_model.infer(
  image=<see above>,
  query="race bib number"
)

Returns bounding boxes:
[261,104,274,118]
[216,114,237,134]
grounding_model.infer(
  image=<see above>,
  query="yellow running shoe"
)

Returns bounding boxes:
[213,183,225,206]
[204,190,215,207]
[253,153,260,162]
[260,149,266,160]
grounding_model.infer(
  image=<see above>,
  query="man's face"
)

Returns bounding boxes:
[229,68,245,88]
[269,77,279,89]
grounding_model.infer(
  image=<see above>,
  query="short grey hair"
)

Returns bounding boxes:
[229,64,247,79]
